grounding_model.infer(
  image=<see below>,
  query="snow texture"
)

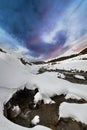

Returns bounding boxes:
[58,72,65,79]
[59,102,87,124]
[34,92,42,104]
[31,115,40,125]
[46,54,87,72]
[74,75,85,80]
[0,47,87,130]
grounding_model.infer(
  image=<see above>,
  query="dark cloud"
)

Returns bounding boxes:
[0,0,87,60]
[27,30,67,58]
[0,0,47,40]
[0,0,71,41]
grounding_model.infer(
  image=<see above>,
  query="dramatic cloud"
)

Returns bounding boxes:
[0,0,87,60]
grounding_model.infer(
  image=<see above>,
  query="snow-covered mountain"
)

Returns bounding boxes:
[0,47,87,130]
[47,47,87,63]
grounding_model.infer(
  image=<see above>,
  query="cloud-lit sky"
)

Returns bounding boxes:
[0,0,87,61]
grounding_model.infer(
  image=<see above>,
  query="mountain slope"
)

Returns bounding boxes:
[0,48,33,88]
[47,48,87,63]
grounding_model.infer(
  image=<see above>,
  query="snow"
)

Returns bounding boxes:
[34,92,42,104]
[43,97,55,104]
[65,93,81,100]
[74,75,85,80]
[59,102,87,124]
[31,115,40,125]
[0,51,33,88]
[50,59,87,71]
[72,54,87,60]
[12,105,20,112]
[33,72,68,97]
[45,54,87,72]
[0,47,87,129]
[58,72,65,79]
[32,71,87,101]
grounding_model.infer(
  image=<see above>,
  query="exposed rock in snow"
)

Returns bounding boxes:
[58,72,65,79]
[0,47,87,130]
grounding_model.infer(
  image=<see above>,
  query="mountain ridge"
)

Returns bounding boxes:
[47,47,87,63]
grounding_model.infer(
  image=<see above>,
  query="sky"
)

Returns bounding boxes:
[0,0,87,61]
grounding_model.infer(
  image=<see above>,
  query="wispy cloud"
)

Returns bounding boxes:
[0,0,87,60]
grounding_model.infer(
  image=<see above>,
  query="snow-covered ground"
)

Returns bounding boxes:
[0,50,50,130]
[0,48,87,130]
[59,102,87,124]
[44,54,87,72]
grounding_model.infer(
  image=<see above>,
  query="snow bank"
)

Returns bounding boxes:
[65,93,81,100]
[46,55,87,72]
[0,51,33,88]
[59,102,87,124]
[32,72,87,101]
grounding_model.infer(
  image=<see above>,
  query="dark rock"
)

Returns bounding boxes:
[19,58,32,65]
[35,88,39,94]
[4,93,87,130]
[57,118,81,130]
[0,48,6,53]
[29,102,35,109]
